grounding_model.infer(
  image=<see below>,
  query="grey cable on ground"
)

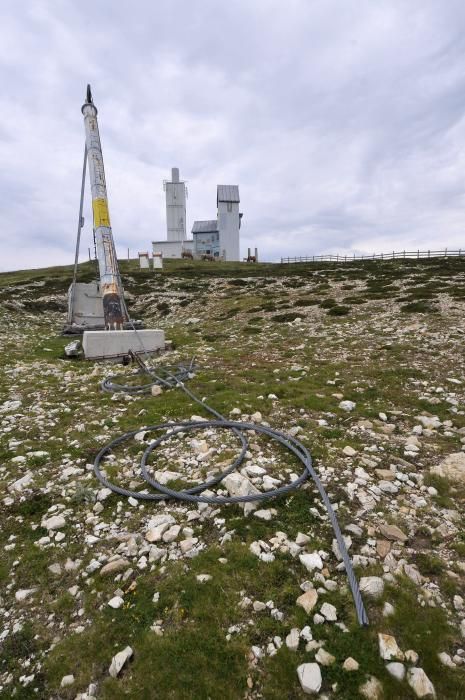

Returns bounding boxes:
[94,360,369,626]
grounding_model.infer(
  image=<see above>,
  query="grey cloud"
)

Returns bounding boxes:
[1,0,465,271]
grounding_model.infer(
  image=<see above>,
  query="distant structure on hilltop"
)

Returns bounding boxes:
[152,167,189,259]
[192,185,242,261]
[153,169,242,261]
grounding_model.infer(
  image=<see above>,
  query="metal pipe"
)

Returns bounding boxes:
[81,84,127,329]
[67,143,87,325]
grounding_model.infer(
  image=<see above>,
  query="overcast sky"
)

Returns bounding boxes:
[1,1,465,271]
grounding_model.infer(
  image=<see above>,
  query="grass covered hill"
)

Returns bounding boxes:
[0,256,464,699]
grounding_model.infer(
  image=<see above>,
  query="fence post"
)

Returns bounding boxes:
[428,250,430,258]
[417,250,419,259]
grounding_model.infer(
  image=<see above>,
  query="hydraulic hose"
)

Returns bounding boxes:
[94,363,369,626]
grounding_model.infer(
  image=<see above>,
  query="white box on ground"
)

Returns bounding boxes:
[83,330,165,360]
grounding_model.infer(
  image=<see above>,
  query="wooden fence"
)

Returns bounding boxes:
[281,249,464,264]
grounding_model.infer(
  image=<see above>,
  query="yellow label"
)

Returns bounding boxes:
[92,198,111,228]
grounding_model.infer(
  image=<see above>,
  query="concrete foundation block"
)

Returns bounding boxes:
[83,329,165,360]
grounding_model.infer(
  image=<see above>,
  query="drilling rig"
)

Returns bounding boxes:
[81,84,127,329]
[64,85,165,360]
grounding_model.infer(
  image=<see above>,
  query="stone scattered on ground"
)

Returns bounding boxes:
[297,662,322,694]
[109,646,133,678]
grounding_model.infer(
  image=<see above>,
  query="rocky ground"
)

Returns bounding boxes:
[0,257,464,699]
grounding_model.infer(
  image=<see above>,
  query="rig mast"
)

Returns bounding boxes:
[81,85,127,329]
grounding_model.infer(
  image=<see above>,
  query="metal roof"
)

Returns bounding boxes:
[217,185,240,203]
[192,220,218,233]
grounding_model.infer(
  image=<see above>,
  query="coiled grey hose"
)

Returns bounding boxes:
[94,363,369,626]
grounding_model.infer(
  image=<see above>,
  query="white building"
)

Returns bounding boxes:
[153,167,194,258]
[165,167,187,241]
[153,172,242,261]
[217,185,242,261]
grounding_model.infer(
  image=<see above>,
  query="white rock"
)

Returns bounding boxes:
[332,535,352,561]
[437,652,455,667]
[153,470,182,485]
[343,446,357,457]
[320,602,337,621]
[179,539,196,555]
[378,633,403,661]
[296,589,318,614]
[386,662,405,681]
[253,509,275,521]
[297,662,322,694]
[109,646,133,678]
[259,552,275,563]
[8,472,34,493]
[404,564,422,585]
[108,596,124,609]
[360,576,385,599]
[339,400,356,412]
[296,532,311,546]
[162,525,181,543]
[416,415,441,429]
[300,625,313,642]
[407,667,436,698]
[147,514,176,528]
[285,628,300,651]
[100,559,130,576]
[299,552,323,572]
[60,675,75,687]
[145,523,170,542]
[196,574,212,583]
[343,657,359,671]
[431,452,465,483]
[243,465,266,477]
[15,588,37,602]
[405,649,419,664]
[41,514,66,531]
[223,473,260,499]
[383,602,395,617]
[315,648,335,666]
[359,676,383,700]
[1,399,22,413]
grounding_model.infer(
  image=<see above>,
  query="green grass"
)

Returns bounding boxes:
[0,255,464,698]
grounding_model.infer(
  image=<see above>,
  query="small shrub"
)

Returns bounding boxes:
[343,296,367,305]
[293,298,320,307]
[400,301,438,313]
[228,279,248,286]
[328,305,350,316]
[320,298,336,308]
[157,301,170,316]
[271,312,302,323]
[415,552,445,576]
